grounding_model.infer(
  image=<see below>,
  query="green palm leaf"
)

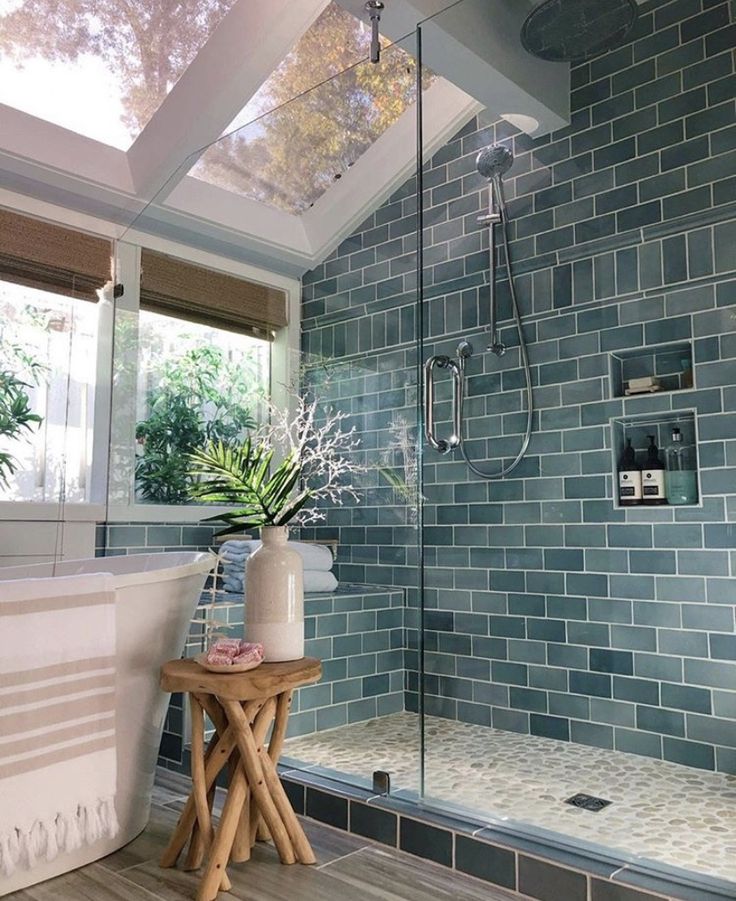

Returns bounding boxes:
[189,438,312,532]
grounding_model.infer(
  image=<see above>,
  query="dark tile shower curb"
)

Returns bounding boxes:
[277,766,736,901]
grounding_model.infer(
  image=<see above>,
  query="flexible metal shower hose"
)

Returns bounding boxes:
[458,205,534,479]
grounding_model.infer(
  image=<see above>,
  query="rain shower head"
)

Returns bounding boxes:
[521,0,639,63]
[476,145,514,181]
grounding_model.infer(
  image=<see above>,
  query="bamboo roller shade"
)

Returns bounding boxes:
[140,249,288,339]
[0,208,112,301]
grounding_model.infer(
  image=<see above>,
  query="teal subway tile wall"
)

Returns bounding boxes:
[301,0,736,775]
[95,522,220,557]
[155,584,406,772]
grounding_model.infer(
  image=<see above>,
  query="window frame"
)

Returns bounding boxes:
[101,238,300,523]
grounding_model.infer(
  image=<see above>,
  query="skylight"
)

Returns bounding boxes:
[190,3,428,215]
[0,0,238,149]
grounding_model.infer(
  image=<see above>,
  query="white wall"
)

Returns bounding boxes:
[0,503,102,568]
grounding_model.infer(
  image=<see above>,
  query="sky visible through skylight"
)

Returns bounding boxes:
[0,50,131,147]
[0,0,237,149]
[191,2,427,215]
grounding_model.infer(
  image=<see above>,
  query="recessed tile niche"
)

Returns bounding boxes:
[610,409,700,510]
[609,341,693,399]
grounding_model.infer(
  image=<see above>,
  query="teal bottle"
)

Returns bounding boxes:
[665,427,698,505]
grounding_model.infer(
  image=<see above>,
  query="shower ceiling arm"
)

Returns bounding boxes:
[365,1,385,63]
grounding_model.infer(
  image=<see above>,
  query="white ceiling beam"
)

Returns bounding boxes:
[302,78,481,266]
[0,186,129,241]
[0,109,144,230]
[337,0,569,135]
[126,0,330,203]
[0,80,482,278]
[0,105,134,193]
[150,176,312,276]
[164,176,310,254]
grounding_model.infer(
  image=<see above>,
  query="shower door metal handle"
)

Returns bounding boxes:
[424,355,460,455]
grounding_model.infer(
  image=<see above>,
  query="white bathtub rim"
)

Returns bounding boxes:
[0,551,217,589]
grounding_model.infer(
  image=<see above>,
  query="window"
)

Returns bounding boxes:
[0,215,288,514]
[133,310,270,505]
[0,279,98,502]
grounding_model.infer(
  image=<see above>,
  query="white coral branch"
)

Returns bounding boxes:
[256,391,364,525]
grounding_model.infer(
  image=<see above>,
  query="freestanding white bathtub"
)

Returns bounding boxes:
[0,551,215,895]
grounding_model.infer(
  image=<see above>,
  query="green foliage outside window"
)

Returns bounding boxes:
[0,338,44,487]
[135,344,262,504]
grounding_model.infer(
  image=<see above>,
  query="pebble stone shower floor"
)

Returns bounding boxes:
[283,711,736,884]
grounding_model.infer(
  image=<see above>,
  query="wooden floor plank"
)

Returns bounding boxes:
[155,801,371,867]
[98,806,182,874]
[4,863,162,901]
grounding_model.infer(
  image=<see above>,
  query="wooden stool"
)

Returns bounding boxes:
[159,657,322,901]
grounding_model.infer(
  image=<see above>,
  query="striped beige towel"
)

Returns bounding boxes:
[0,572,118,877]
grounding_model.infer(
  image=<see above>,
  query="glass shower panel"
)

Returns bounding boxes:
[117,26,426,795]
[419,0,525,817]
[275,31,426,795]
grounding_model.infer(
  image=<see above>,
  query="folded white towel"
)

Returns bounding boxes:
[220,540,334,572]
[0,573,119,877]
[304,571,338,593]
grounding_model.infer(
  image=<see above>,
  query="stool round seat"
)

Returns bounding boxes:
[160,656,321,700]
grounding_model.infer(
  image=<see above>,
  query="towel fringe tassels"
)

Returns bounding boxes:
[0,797,118,877]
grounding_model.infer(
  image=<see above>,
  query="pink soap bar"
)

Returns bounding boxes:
[232,642,264,666]
[209,638,241,658]
[206,652,233,666]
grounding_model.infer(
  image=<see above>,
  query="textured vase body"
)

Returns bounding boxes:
[245,525,304,661]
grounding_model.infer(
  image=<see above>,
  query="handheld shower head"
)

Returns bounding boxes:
[476,145,514,181]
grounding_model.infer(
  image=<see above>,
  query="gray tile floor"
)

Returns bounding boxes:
[5,783,518,901]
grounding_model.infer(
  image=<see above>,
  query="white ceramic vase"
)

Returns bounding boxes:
[245,525,304,662]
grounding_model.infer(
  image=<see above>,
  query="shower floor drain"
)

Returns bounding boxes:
[565,793,612,812]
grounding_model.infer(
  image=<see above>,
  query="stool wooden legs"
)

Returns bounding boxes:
[160,690,314,901]
[160,718,237,868]
[251,690,292,845]
[189,695,213,858]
